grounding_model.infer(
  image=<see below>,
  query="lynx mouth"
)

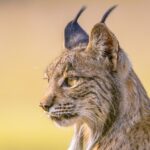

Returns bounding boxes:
[50,113,78,121]
[46,103,78,126]
[48,103,77,120]
[48,112,78,126]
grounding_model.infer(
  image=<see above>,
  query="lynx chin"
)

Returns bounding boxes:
[40,5,150,150]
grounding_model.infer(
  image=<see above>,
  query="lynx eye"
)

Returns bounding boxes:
[63,77,79,87]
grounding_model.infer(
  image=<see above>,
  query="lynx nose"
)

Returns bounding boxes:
[39,102,51,112]
[39,95,55,112]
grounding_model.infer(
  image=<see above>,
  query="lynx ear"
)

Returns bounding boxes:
[64,6,89,50]
[87,23,119,71]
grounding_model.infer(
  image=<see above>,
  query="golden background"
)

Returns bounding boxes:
[0,0,150,150]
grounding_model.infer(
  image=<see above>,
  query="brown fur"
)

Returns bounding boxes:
[40,22,150,150]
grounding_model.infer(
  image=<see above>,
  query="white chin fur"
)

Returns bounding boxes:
[46,111,79,127]
[53,117,78,127]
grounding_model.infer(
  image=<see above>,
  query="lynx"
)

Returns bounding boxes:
[40,6,150,150]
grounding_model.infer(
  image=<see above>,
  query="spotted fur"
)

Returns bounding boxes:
[40,13,150,150]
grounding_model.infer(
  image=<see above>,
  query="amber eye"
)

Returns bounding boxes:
[63,77,79,87]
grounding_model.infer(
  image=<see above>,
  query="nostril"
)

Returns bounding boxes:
[43,105,50,112]
[39,102,50,112]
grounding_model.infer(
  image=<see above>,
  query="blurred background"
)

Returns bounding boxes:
[0,0,150,150]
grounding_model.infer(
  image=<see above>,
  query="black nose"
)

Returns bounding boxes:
[39,102,51,112]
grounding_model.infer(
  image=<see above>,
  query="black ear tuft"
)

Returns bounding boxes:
[64,6,89,50]
[101,5,117,23]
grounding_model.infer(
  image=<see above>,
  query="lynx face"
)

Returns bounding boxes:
[40,23,124,128]
[41,52,113,127]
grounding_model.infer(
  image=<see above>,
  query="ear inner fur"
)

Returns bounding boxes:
[87,23,119,71]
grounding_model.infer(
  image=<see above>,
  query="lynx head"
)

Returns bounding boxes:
[40,6,131,130]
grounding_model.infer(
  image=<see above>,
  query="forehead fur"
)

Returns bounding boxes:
[46,50,107,78]
[46,51,76,76]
